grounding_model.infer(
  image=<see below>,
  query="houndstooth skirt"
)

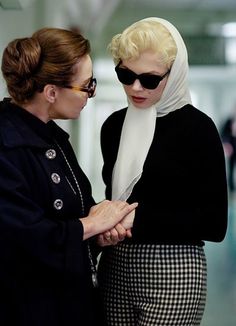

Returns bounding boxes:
[98,243,207,326]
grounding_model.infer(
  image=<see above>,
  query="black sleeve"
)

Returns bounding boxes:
[131,113,228,243]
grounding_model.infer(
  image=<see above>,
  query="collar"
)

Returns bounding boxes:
[0,98,69,148]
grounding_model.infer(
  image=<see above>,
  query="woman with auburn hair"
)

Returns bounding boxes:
[0,27,137,326]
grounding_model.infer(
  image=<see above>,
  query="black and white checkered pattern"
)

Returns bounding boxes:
[98,244,207,326]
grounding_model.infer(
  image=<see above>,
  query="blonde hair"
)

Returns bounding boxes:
[1,27,90,104]
[108,20,177,68]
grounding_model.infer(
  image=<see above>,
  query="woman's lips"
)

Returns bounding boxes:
[131,96,146,104]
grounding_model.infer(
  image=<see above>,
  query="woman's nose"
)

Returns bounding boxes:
[131,79,144,91]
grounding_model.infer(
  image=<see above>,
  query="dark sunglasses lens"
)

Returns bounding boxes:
[116,67,136,85]
[116,67,163,89]
[140,75,162,89]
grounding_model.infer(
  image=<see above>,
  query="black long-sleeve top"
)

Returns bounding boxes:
[101,104,228,246]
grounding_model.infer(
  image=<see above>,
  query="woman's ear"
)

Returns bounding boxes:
[44,84,56,103]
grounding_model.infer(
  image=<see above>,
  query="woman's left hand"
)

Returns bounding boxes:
[97,223,131,246]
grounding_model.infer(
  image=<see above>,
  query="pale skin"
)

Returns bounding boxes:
[121,50,169,109]
[12,54,138,243]
[98,50,169,246]
[81,201,137,240]
[18,55,93,123]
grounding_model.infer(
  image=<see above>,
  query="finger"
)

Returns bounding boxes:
[120,210,135,229]
[114,223,127,241]
[126,229,132,238]
[119,202,138,221]
[110,228,120,244]
[104,230,111,239]
[97,234,114,247]
[121,202,138,212]
[97,234,107,247]
[129,202,139,209]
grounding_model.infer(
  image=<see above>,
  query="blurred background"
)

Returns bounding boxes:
[0,1,236,325]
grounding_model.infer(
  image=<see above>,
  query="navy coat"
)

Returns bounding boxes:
[0,99,102,326]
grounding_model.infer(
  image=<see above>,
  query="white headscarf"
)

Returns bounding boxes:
[112,17,192,201]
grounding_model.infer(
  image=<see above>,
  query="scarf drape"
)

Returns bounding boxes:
[112,17,192,201]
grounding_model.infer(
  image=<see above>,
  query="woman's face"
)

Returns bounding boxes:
[120,50,169,109]
[49,54,94,120]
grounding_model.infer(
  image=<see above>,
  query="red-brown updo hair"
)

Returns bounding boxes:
[1,27,90,104]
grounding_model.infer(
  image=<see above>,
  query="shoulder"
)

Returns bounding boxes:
[172,104,213,121]
[158,105,221,149]
[101,107,127,132]
[168,104,218,130]
[103,107,127,124]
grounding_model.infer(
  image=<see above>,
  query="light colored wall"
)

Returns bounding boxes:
[0,0,74,135]
[0,0,70,98]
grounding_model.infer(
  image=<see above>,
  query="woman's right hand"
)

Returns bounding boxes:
[97,209,135,246]
[80,200,138,240]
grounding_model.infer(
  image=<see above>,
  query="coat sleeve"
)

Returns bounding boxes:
[0,154,85,274]
[191,116,228,241]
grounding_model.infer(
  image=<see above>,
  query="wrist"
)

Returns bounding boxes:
[80,217,96,240]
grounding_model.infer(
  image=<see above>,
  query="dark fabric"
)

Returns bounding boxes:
[0,98,102,326]
[100,104,228,245]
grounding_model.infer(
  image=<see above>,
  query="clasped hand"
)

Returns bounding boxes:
[97,210,135,246]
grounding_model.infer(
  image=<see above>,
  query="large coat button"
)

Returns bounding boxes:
[45,149,56,159]
[53,199,63,210]
[51,173,61,184]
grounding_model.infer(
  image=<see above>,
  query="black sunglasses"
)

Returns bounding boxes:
[115,64,170,90]
[63,77,97,98]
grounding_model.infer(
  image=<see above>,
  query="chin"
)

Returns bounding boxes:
[73,112,81,119]
[131,102,150,109]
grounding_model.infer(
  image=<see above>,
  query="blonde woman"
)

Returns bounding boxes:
[97,17,228,325]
